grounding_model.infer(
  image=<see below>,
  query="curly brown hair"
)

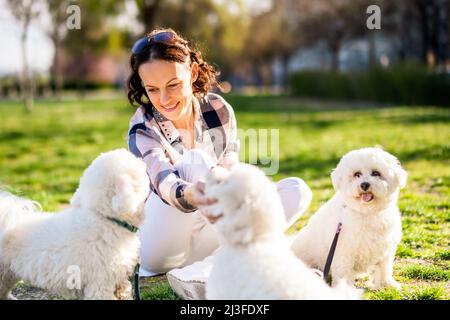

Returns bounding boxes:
[127,28,218,110]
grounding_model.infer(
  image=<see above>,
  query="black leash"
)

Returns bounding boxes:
[323,222,342,285]
[133,263,141,300]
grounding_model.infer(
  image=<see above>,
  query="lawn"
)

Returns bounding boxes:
[0,94,448,300]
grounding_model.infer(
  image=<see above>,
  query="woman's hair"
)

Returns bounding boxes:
[127,28,218,109]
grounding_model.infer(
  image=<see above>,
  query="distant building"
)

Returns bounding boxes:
[287,33,407,74]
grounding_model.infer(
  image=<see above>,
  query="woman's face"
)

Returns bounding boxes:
[138,59,198,122]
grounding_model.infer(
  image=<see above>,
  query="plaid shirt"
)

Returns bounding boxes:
[127,93,239,213]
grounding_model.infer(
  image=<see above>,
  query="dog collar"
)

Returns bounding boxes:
[106,217,138,233]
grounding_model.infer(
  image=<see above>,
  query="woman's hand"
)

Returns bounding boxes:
[184,180,217,208]
[185,181,222,223]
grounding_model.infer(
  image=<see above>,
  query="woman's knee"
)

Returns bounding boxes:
[281,177,312,210]
[140,191,209,273]
[139,250,173,274]
[277,177,313,225]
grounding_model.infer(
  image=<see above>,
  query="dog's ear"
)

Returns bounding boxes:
[385,153,407,189]
[331,165,343,191]
[394,163,407,189]
[226,200,256,244]
[230,225,255,244]
[70,188,82,208]
[111,174,136,216]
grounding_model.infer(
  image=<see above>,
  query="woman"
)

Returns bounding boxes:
[126,28,312,294]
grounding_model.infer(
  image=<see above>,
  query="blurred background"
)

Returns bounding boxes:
[0,0,449,109]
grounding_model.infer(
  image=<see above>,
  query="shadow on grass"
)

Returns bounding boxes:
[278,154,341,179]
[278,144,448,180]
[395,145,450,162]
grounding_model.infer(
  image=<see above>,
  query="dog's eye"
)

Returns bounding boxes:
[371,170,381,177]
[353,172,362,178]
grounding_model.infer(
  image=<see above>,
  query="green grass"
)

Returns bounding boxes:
[365,284,447,300]
[1,94,449,300]
[138,276,180,300]
[400,264,449,281]
[140,282,179,300]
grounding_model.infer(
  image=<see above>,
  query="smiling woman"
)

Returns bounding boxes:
[125,28,312,299]
[138,60,197,146]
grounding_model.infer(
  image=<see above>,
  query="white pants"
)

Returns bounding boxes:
[139,149,312,274]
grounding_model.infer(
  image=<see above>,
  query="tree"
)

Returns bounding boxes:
[134,0,164,31]
[379,0,448,68]
[414,0,448,67]
[240,1,298,86]
[132,0,249,78]
[46,0,70,99]
[61,0,124,95]
[6,0,42,112]
[294,0,377,72]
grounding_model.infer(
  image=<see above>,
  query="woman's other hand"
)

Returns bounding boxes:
[184,180,217,208]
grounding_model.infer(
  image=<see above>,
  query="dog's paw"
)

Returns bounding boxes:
[370,278,401,290]
[383,279,401,290]
[116,293,133,300]
[7,293,18,300]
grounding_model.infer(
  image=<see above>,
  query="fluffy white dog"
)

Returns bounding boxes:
[0,149,149,300]
[203,164,360,300]
[291,147,407,290]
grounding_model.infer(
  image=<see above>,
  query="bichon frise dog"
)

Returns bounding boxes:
[0,149,149,300]
[202,164,360,300]
[291,147,407,290]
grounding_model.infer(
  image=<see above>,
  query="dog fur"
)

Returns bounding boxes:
[0,149,149,300]
[203,164,360,300]
[291,147,406,289]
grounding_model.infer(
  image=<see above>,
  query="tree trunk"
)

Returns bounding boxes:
[139,0,163,31]
[51,34,64,100]
[329,41,341,72]
[21,20,33,113]
[417,0,437,67]
[436,0,448,66]
[368,32,377,69]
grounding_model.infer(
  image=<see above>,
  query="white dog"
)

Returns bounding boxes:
[291,147,407,290]
[203,164,360,300]
[0,149,150,300]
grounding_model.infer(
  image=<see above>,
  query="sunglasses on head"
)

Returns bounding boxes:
[131,31,176,54]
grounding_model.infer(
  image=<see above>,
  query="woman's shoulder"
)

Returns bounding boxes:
[201,93,235,121]
[129,105,147,124]
[128,106,159,136]
[130,105,158,126]
[204,92,232,110]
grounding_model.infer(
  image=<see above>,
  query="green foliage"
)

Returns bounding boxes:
[290,71,355,100]
[290,64,450,106]
[141,0,250,74]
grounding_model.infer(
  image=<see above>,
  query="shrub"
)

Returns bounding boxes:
[289,63,450,106]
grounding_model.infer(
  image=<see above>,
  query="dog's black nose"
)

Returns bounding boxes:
[360,182,370,191]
